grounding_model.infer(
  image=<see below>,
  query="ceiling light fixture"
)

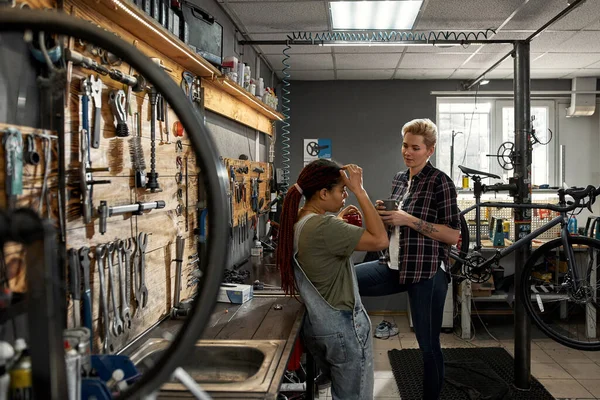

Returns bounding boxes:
[480,79,490,85]
[329,1,423,30]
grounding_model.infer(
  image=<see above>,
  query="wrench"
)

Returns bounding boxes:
[79,247,93,349]
[116,240,132,330]
[89,75,103,148]
[137,232,149,308]
[122,238,133,305]
[95,245,115,354]
[131,235,140,306]
[106,243,124,336]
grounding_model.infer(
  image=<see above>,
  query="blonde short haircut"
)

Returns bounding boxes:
[402,118,437,149]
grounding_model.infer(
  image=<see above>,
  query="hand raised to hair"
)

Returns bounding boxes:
[340,164,364,194]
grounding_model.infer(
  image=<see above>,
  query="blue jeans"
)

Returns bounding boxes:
[355,261,449,400]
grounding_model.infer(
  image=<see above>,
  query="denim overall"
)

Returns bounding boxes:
[293,214,374,400]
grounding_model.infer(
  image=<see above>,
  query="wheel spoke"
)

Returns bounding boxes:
[522,236,600,350]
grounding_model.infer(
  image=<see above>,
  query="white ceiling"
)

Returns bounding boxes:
[217,0,600,80]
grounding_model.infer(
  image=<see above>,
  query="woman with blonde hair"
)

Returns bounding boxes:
[356,118,461,400]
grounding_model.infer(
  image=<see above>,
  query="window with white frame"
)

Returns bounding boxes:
[436,99,492,187]
[436,98,557,187]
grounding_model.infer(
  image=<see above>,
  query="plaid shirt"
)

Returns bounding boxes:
[390,162,460,284]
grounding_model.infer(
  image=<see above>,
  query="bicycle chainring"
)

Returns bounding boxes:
[463,253,493,283]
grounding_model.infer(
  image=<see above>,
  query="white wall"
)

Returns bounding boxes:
[557,99,600,227]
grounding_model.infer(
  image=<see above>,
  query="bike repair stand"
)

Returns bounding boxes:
[513,40,533,390]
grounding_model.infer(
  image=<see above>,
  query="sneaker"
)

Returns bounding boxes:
[374,320,399,339]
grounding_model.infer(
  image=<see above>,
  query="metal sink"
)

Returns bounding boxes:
[129,339,285,395]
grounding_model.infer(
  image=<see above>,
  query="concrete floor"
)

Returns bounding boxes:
[314,313,600,400]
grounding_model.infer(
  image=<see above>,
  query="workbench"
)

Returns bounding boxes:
[122,296,305,399]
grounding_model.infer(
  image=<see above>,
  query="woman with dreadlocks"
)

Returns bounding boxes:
[277,159,388,400]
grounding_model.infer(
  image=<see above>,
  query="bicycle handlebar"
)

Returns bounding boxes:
[556,185,597,212]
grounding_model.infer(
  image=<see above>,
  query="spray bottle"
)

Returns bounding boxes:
[9,339,32,400]
[0,341,14,400]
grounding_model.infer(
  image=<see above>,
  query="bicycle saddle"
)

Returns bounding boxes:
[458,165,501,180]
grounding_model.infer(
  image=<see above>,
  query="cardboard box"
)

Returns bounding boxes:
[457,276,495,297]
[217,284,253,304]
[472,275,495,297]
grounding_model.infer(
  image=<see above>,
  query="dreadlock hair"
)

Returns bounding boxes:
[277,159,343,296]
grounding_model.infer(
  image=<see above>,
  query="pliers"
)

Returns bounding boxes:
[181,71,195,103]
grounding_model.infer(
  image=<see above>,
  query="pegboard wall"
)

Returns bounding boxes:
[459,194,561,241]
[221,157,271,227]
[0,123,59,294]
[0,0,277,355]
[60,0,211,353]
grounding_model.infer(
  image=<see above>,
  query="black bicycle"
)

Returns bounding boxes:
[450,165,600,351]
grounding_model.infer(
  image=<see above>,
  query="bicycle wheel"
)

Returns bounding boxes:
[450,213,470,276]
[1,9,229,398]
[521,236,600,351]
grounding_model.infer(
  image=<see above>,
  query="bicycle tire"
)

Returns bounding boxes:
[520,236,600,351]
[0,9,229,398]
[450,213,470,276]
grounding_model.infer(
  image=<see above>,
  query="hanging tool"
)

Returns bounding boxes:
[95,245,115,354]
[253,166,265,182]
[106,243,124,337]
[131,235,140,306]
[108,89,129,137]
[163,98,171,144]
[89,75,103,149]
[122,238,133,307]
[2,128,23,210]
[137,232,149,308]
[78,247,93,350]
[79,99,111,224]
[116,240,132,330]
[66,49,147,92]
[181,71,195,103]
[146,86,161,192]
[157,93,165,144]
[97,200,166,235]
[68,248,81,327]
[251,178,259,212]
[185,156,189,232]
[172,235,185,310]
[23,135,40,166]
[130,112,147,188]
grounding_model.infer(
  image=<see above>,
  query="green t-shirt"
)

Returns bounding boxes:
[295,214,365,311]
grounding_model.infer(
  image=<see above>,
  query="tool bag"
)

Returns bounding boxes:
[181,1,223,66]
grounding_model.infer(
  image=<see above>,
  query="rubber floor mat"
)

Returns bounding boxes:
[388,347,555,400]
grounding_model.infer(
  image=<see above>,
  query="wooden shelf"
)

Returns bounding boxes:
[76,0,284,127]
[213,78,285,122]
[78,0,220,78]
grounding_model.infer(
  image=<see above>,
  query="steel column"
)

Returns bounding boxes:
[513,40,532,390]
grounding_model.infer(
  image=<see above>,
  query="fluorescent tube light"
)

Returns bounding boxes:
[330,1,423,30]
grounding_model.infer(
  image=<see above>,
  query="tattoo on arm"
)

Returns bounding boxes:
[413,219,438,235]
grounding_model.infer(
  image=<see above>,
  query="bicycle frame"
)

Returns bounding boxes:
[453,200,583,289]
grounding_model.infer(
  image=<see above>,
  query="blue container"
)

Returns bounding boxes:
[81,355,140,400]
[568,217,578,235]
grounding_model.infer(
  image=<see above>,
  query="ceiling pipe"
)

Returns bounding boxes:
[526,0,588,42]
[461,0,588,90]
[461,51,514,91]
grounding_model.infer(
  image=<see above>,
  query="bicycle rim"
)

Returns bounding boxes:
[521,236,600,351]
[0,9,229,397]
[450,213,470,276]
